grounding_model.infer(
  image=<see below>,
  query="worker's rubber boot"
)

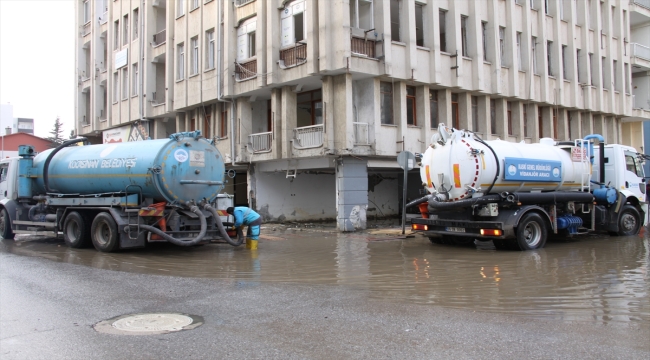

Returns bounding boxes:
[246,238,258,250]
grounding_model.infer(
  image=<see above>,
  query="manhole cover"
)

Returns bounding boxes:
[94,313,203,335]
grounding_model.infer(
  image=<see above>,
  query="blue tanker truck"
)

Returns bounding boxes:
[0,131,244,252]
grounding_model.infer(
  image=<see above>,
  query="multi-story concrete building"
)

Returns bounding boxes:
[75,0,650,230]
[1,104,35,135]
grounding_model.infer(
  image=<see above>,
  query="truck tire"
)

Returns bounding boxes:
[0,208,14,240]
[615,205,641,236]
[63,212,91,248]
[91,212,119,252]
[514,213,547,250]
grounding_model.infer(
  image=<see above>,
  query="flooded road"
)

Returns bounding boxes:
[2,225,649,324]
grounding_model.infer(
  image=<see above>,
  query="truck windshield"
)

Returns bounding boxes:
[625,153,643,177]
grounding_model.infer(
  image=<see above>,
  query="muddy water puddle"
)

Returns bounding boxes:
[2,227,649,324]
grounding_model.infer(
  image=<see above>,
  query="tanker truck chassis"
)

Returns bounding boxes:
[410,125,647,251]
[0,131,244,252]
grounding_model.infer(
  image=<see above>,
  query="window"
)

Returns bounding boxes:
[439,10,447,52]
[547,41,553,76]
[220,110,228,138]
[114,20,119,50]
[560,0,564,20]
[490,99,496,134]
[482,22,488,61]
[415,3,423,47]
[625,153,644,177]
[206,29,215,69]
[589,53,595,85]
[113,72,118,103]
[430,90,438,128]
[532,36,538,74]
[83,0,90,24]
[121,68,128,100]
[624,63,630,94]
[552,109,558,139]
[544,0,549,15]
[380,82,393,125]
[613,60,618,91]
[237,19,256,61]
[191,0,199,10]
[203,106,212,138]
[349,0,374,30]
[177,0,185,17]
[472,96,478,131]
[499,27,505,67]
[530,0,535,10]
[523,104,528,137]
[132,63,138,96]
[123,14,128,46]
[406,86,416,126]
[461,16,468,57]
[281,1,306,47]
[177,43,185,80]
[507,102,513,135]
[132,8,138,40]
[562,45,568,80]
[577,49,582,83]
[538,109,543,138]
[297,90,323,126]
[390,0,401,42]
[516,32,522,70]
[601,56,606,89]
[451,94,459,129]
[191,37,199,75]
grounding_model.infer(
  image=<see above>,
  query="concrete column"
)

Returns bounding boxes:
[328,74,354,151]
[394,81,406,145]
[527,103,540,141]
[495,98,507,139]
[477,95,489,136]
[438,88,452,130]
[557,109,568,141]
[238,98,253,155]
[513,102,523,142]
[569,110,581,141]
[458,92,471,130]
[281,86,297,158]
[336,157,368,231]
[270,88,283,159]
[416,86,430,141]
[593,114,605,139]
[581,112,593,136]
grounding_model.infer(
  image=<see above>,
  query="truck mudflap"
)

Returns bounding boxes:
[411,217,514,239]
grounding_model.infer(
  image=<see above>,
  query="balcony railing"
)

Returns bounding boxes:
[249,132,272,153]
[82,22,91,36]
[153,29,166,46]
[351,37,376,58]
[235,59,257,81]
[632,0,650,10]
[151,91,165,105]
[632,43,650,62]
[353,122,369,145]
[293,124,324,149]
[99,11,108,25]
[280,43,307,68]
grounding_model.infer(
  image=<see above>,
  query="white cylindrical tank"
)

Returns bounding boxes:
[419,127,591,201]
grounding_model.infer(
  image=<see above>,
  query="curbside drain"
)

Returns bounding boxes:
[94,313,203,335]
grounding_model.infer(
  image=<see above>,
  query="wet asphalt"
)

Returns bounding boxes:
[1,222,649,359]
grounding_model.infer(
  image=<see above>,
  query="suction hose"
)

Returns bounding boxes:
[406,195,432,208]
[43,137,88,193]
[139,202,207,246]
[203,203,245,246]
[427,194,502,210]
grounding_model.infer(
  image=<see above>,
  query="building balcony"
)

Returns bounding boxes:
[631,43,650,70]
[632,0,650,10]
[279,43,307,68]
[351,37,377,58]
[82,22,91,37]
[99,11,108,25]
[248,131,272,153]
[293,124,323,149]
[353,122,369,145]
[235,59,257,81]
[153,29,166,47]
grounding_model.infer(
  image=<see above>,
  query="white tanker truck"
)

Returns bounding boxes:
[409,124,648,250]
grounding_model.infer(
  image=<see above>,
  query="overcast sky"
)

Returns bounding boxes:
[0,0,75,138]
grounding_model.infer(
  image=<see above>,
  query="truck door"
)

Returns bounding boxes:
[0,162,9,199]
[624,151,645,202]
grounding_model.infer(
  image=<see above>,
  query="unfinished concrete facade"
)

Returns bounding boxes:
[75,0,650,230]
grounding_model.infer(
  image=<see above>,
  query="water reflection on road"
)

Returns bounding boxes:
[2,227,649,324]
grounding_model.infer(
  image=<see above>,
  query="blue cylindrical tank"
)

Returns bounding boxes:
[30,134,226,204]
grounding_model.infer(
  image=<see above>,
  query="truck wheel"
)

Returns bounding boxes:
[616,205,641,236]
[429,237,444,245]
[91,212,119,252]
[514,213,547,250]
[0,208,14,240]
[63,212,91,248]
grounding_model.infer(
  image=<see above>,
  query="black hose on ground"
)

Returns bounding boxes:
[203,203,244,246]
[139,202,207,246]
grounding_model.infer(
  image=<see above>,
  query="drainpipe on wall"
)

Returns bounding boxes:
[217,0,236,166]
[139,0,145,130]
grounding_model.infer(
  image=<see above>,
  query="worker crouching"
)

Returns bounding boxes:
[226,206,262,249]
